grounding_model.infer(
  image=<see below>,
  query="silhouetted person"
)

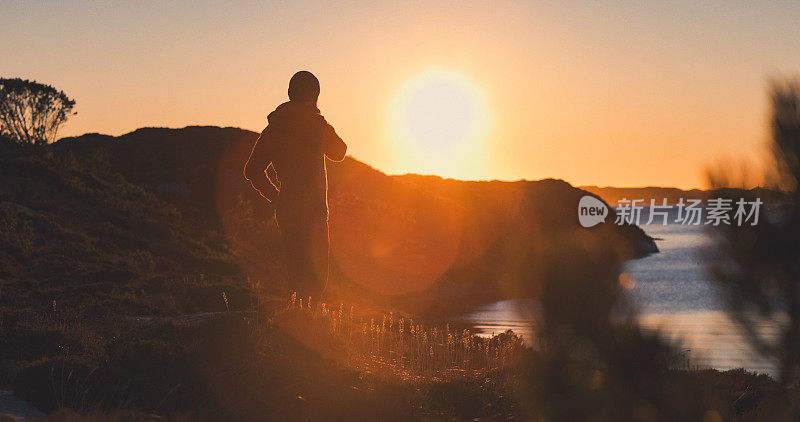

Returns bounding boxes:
[244,71,347,301]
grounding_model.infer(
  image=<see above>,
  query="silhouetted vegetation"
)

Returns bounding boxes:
[707,80,800,391]
[0,78,75,145]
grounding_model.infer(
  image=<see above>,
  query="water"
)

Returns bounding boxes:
[457,222,781,375]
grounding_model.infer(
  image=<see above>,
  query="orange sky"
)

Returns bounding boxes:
[3,1,799,189]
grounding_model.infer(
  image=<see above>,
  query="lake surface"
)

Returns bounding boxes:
[457,222,781,375]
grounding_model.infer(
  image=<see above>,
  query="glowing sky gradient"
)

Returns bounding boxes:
[3,1,799,188]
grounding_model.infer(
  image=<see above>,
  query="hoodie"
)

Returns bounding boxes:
[244,101,347,217]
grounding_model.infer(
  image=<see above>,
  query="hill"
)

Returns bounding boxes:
[51,126,655,315]
[580,186,707,206]
[7,128,797,421]
[581,185,787,206]
[0,140,247,318]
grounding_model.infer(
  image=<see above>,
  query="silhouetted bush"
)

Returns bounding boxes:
[707,80,800,390]
[0,78,75,145]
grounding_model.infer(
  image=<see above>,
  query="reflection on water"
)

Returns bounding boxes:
[639,311,779,374]
[457,299,537,343]
[456,222,782,375]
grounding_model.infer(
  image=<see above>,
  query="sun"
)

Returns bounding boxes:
[389,69,489,178]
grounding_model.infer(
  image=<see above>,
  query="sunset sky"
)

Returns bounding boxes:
[3,1,799,188]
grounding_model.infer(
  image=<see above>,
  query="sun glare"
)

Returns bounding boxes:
[390,69,489,178]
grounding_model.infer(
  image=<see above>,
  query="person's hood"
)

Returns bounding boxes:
[267,101,321,124]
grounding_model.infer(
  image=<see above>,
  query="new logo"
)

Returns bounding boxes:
[578,196,609,227]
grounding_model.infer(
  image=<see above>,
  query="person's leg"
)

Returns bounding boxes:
[307,217,330,302]
[277,208,330,304]
[278,214,309,299]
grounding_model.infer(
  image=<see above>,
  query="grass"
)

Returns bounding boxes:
[278,292,525,383]
[3,288,525,420]
[4,283,800,420]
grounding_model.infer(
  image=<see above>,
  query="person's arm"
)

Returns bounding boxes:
[244,127,280,202]
[321,120,347,162]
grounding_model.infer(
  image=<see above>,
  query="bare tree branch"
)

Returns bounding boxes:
[0,77,75,145]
